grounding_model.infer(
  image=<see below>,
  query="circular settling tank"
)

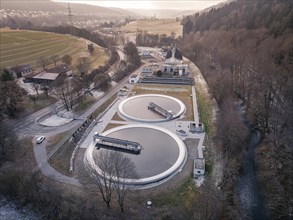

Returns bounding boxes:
[84,124,187,187]
[118,94,186,122]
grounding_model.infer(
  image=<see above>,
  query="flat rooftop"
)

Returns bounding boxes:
[194,158,205,169]
[130,74,138,78]
[33,72,59,81]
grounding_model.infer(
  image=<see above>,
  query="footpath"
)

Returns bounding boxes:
[185,57,223,186]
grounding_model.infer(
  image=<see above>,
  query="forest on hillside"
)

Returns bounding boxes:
[180,0,292,219]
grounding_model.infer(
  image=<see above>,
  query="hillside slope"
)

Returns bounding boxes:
[182,0,293,36]
[1,0,136,17]
[1,0,65,12]
[179,0,292,219]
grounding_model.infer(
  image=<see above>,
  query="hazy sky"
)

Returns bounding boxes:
[53,0,226,10]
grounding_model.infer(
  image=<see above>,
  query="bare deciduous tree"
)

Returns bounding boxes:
[87,44,94,54]
[32,83,40,96]
[77,57,90,76]
[50,54,60,67]
[112,152,138,213]
[0,121,19,162]
[123,42,141,67]
[37,56,50,70]
[92,150,115,208]
[94,72,111,92]
[28,95,37,105]
[62,54,72,65]
[41,85,50,98]
[52,78,75,111]
[89,150,137,211]
[0,80,23,118]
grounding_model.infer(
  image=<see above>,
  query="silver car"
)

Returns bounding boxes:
[36,136,45,144]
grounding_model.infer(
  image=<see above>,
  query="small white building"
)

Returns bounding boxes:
[139,50,151,57]
[189,122,205,133]
[193,158,205,177]
[142,65,153,74]
[129,74,139,84]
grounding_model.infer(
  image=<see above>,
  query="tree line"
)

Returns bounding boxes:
[135,30,176,47]
[29,25,114,48]
[112,42,141,82]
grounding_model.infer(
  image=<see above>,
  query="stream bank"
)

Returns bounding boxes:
[237,129,268,219]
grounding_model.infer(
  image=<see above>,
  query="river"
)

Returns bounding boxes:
[237,129,268,219]
[0,195,42,220]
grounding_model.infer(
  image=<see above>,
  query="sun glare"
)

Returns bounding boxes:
[82,1,153,9]
[53,0,226,10]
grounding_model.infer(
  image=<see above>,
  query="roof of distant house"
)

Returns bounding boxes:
[23,72,38,79]
[46,64,71,74]
[10,64,32,73]
[33,72,60,81]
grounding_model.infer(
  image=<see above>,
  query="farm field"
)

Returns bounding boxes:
[0,29,108,71]
[121,19,182,37]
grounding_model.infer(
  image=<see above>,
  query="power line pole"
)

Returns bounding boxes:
[67,3,74,35]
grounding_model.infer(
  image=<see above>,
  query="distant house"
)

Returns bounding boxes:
[46,64,72,76]
[139,50,151,57]
[142,65,154,74]
[193,158,205,177]
[24,72,62,84]
[9,64,32,78]
[161,45,188,76]
[129,74,139,84]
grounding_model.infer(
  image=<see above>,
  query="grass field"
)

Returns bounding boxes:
[0,29,108,70]
[121,19,183,36]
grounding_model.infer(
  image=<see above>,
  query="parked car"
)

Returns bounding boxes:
[36,136,45,144]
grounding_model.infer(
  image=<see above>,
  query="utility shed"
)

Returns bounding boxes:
[189,122,205,133]
[193,158,205,177]
[139,50,151,57]
[129,74,139,84]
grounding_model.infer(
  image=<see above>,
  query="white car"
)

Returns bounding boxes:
[36,136,45,144]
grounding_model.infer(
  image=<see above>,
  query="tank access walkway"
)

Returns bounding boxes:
[147,102,174,120]
[93,133,142,154]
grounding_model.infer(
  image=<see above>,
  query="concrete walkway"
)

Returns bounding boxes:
[192,86,199,124]
[33,138,81,187]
